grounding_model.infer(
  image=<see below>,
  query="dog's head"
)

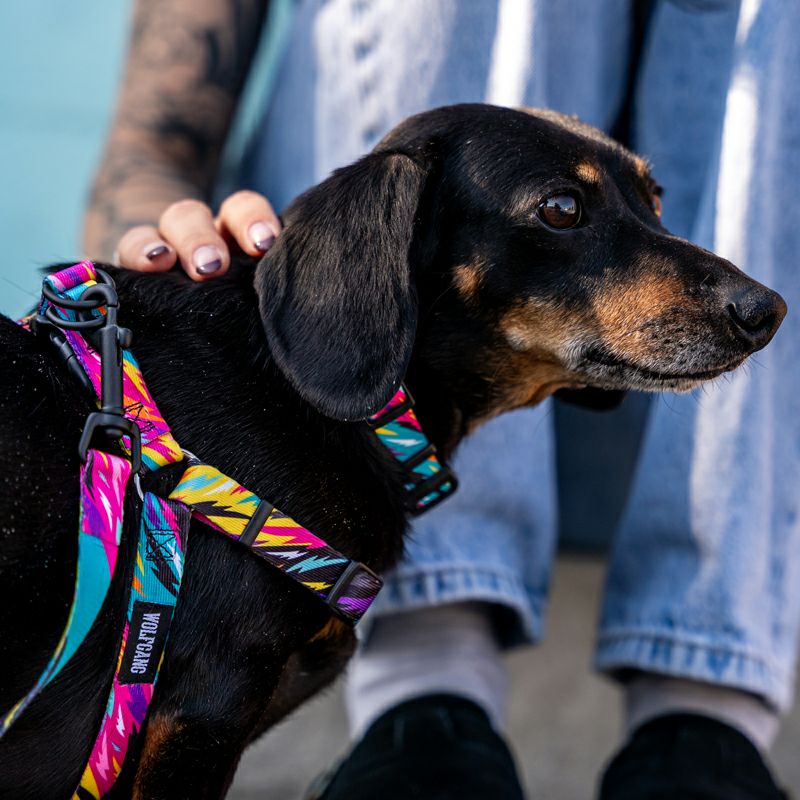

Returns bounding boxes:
[255,104,786,428]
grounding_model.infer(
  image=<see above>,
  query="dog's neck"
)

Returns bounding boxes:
[103,264,476,575]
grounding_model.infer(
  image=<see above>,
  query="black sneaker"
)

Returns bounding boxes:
[599,713,789,799]
[306,694,526,800]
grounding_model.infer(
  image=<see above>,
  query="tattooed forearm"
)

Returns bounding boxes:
[83,0,268,260]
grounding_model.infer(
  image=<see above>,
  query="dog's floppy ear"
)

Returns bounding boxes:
[255,152,429,420]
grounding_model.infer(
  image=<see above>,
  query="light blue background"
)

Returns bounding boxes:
[0,0,291,319]
[0,3,130,318]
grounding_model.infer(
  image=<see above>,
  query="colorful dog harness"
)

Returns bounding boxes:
[1,261,456,797]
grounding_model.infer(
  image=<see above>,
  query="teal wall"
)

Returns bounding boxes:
[0,0,291,319]
[0,3,131,318]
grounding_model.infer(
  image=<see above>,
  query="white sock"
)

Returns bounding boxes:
[345,602,508,740]
[625,675,781,754]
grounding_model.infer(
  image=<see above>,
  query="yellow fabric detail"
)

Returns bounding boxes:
[302,581,333,591]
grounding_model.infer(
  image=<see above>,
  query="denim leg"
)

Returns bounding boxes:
[360,1,633,646]
[368,406,558,647]
[597,0,800,712]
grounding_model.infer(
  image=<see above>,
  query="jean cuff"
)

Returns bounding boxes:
[360,564,546,649]
[595,628,795,714]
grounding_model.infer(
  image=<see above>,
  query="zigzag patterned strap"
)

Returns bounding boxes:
[169,461,383,622]
[0,450,131,736]
[41,262,184,472]
[368,386,457,513]
[75,493,188,800]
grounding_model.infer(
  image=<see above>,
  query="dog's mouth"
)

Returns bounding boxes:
[580,347,747,391]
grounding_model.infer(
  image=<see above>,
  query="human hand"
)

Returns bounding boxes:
[113,191,282,280]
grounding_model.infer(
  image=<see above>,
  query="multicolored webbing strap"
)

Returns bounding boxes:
[169,461,383,621]
[368,386,456,512]
[7,261,192,796]
[0,450,131,735]
[42,262,183,471]
[75,494,188,800]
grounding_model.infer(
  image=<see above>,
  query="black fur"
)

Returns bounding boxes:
[258,151,430,420]
[0,104,784,797]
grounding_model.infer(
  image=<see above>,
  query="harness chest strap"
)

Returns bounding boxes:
[76,493,189,800]
[169,461,383,618]
[0,450,131,736]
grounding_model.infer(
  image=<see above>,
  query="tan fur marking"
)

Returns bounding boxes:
[134,713,185,797]
[591,274,689,359]
[575,161,602,184]
[453,264,483,304]
[310,616,349,643]
[493,356,578,409]
[501,299,588,356]
[471,300,589,426]
[633,155,652,180]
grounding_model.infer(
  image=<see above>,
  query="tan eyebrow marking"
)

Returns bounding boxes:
[575,161,602,184]
[453,263,484,305]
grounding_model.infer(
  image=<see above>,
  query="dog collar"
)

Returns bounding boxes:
[2,261,457,797]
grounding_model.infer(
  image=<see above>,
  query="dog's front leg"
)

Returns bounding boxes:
[123,642,288,799]
[249,617,356,740]
[127,708,258,800]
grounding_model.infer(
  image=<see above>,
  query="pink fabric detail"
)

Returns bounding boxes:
[47,260,96,292]
[63,332,166,445]
[395,407,423,431]
[81,451,131,575]
[368,385,408,421]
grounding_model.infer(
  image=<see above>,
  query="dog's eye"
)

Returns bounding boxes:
[538,194,581,229]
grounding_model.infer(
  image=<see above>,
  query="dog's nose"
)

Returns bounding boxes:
[726,285,787,350]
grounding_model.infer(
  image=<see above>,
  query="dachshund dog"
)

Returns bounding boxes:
[0,104,786,798]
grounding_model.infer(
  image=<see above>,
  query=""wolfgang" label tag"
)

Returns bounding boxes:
[119,601,172,684]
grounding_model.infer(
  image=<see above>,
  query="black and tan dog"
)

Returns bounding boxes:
[0,104,786,797]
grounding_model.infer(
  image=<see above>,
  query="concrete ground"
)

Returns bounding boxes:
[230,557,800,800]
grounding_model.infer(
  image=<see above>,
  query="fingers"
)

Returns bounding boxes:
[158,200,230,281]
[115,225,177,272]
[113,191,281,281]
[216,190,282,257]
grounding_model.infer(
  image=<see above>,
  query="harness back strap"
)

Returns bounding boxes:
[170,462,383,621]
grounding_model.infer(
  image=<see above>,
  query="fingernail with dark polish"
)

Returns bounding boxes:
[196,259,222,274]
[255,236,275,253]
[146,244,170,260]
[249,222,276,252]
[193,245,223,275]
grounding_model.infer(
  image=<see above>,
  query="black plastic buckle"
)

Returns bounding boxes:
[36,269,140,472]
[405,467,459,516]
[78,412,142,474]
[29,323,95,398]
[325,561,384,623]
[366,385,415,429]
[402,443,438,476]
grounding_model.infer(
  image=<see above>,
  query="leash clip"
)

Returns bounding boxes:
[36,268,141,472]
[76,274,141,472]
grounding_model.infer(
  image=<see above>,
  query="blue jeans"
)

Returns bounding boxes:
[251,0,800,711]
